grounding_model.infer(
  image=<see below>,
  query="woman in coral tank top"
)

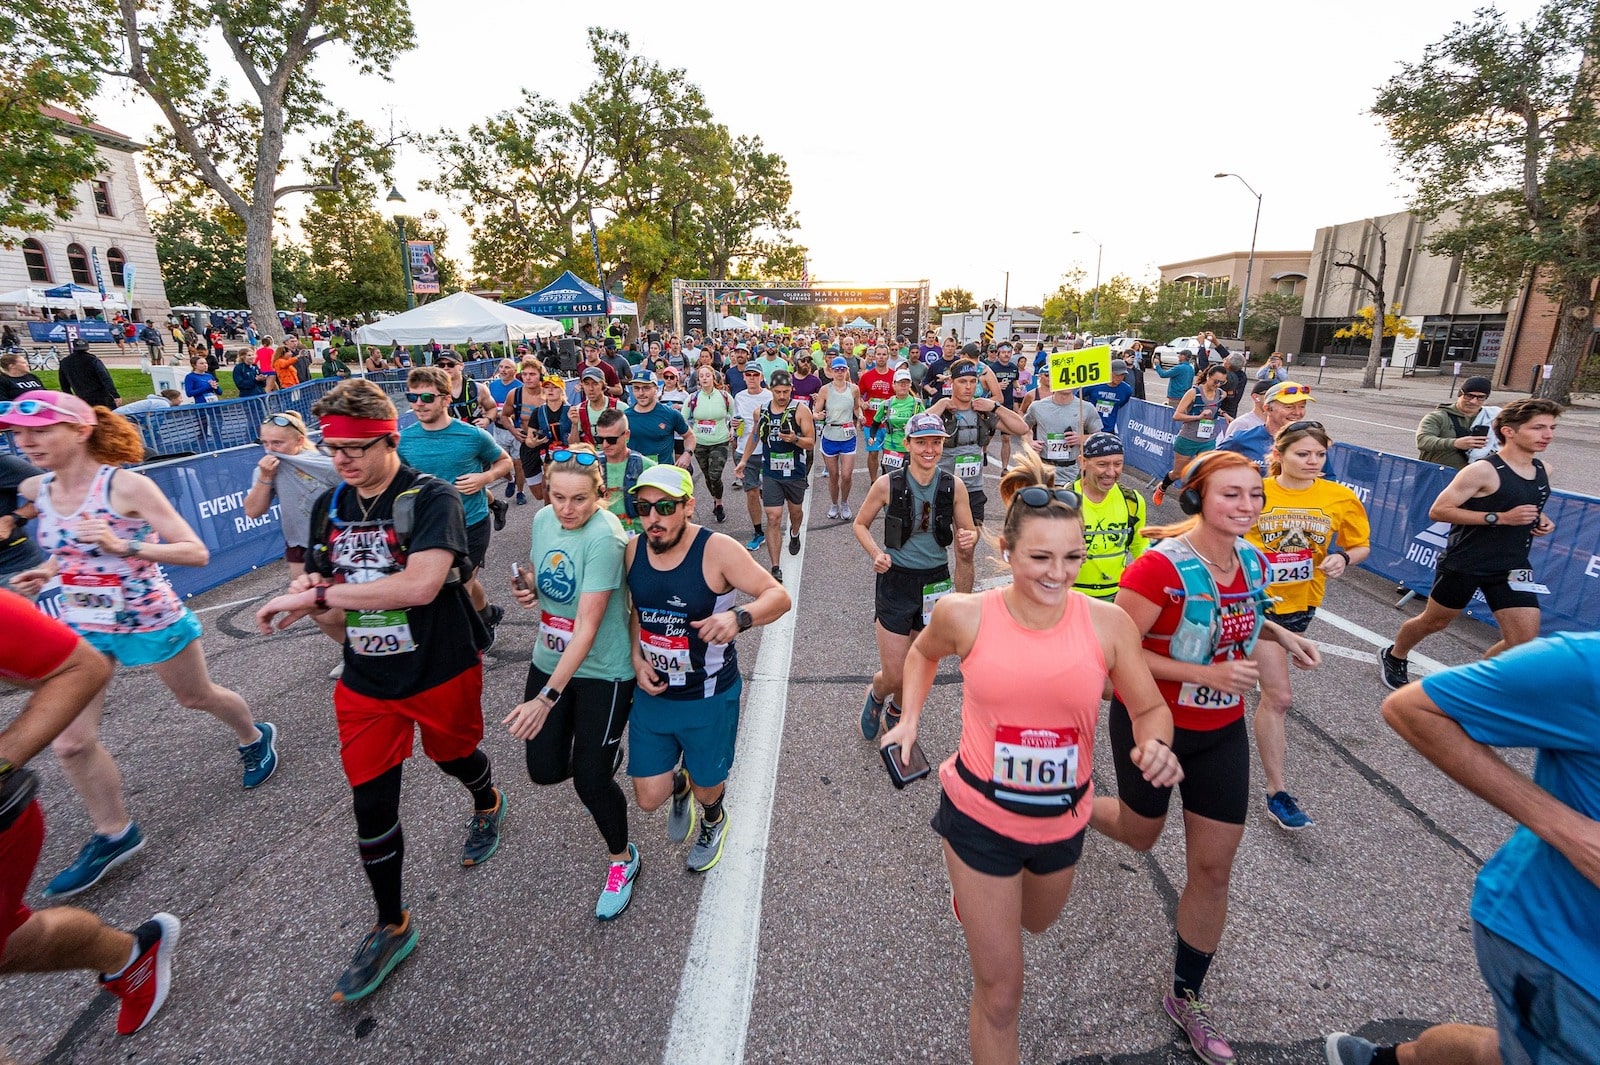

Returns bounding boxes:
[880,449,1181,1065]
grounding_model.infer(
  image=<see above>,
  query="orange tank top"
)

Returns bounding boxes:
[941,587,1106,844]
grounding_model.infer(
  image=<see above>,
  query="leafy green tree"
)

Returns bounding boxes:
[0,1,114,238]
[151,195,248,307]
[1130,282,1210,341]
[1241,290,1306,347]
[297,183,404,317]
[933,288,976,319]
[1373,0,1600,401]
[102,1,414,348]
[698,134,800,279]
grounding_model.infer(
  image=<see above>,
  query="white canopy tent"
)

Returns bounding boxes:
[0,287,78,310]
[844,316,875,329]
[354,291,565,346]
[715,316,750,330]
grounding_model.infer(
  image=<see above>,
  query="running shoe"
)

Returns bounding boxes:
[826,503,839,519]
[100,912,180,1035]
[515,491,527,505]
[504,481,515,498]
[687,811,729,872]
[883,707,902,735]
[1152,483,1167,507]
[1379,645,1410,691]
[1324,1033,1379,1065]
[840,503,852,520]
[489,495,509,532]
[770,565,783,582]
[328,661,345,680]
[595,843,640,921]
[1266,790,1314,830]
[480,604,505,651]
[713,503,725,524]
[1163,990,1237,1065]
[331,911,417,1003]
[788,534,801,556]
[239,722,279,789]
[667,770,697,843]
[860,689,884,740]
[462,788,506,866]
[44,825,145,898]
[745,532,766,551]
[819,466,828,478]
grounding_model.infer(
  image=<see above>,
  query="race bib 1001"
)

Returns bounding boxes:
[881,451,906,472]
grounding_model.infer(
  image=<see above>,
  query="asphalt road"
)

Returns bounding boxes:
[4,452,1520,1065]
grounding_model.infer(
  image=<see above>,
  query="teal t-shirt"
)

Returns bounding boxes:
[398,420,505,527]
[529,504,633,680]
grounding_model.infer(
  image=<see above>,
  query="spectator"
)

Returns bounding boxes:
[273,347,301,389]
[0,324,17,348]
[183,355,222,403]
[140,322,165,364]
[1219,353,1248,418]
[323,347,352,379]
[116,390,183,415]
[1255,352,1288,383]
[57,340,120,408]
[296,345,313,387]
[1156,348,1196,408]
[0,352,46,402]
[1416,376,1493,470]
[233,350,267,397]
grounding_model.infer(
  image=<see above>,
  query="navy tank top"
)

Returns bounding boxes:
[628,526,739,699]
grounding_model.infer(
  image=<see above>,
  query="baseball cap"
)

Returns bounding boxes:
[734,342,749,352]
[904,412,946,438]
[629,464,693,498]
[661,366,680,379]
[1110,359,1129,375]
[961,342,981,358]
[1266,381,1316,404]
[580,366,606,382]
[632,369,657,385]
[996,340,1013,351]
[1082,432,1124,458]
[435,353,460,366]
[892,367,912,383]
[952,363,980,379]
[0,390,96,427]
[742,365,764,376]
[829,356,848,370]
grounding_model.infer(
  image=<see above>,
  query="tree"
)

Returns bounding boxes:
[1328,219,1394,387]
[1129,282,1210,341]
[934,288,976,318]
[1334,304,1421,344]
[698,134,800,280]
[1373,0,1600,402]
[101,1,414,345]
[0,1,114,238]
[151,195,248,307]
[1241,291,1306,347]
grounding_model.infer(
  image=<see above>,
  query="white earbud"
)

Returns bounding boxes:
[1002,551,1011,562]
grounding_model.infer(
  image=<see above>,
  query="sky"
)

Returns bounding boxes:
[88,0,1549,308]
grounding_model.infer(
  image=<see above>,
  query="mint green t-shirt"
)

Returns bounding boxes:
[529,504,633,680]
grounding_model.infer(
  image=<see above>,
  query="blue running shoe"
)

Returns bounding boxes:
[44,825,145,898]
[1324,1033,1379,1065]
[331,911,417,1003]
[240,722,279,789]
[596,843,640,920]
[1266,790,1314,830]
[860,689,884,740]
[462,789,506,866]
[745,531,766,551]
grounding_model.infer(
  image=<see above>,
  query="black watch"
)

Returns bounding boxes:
[734,607,754,632]
[539,685,562,702]
[1331,548,1351,565]
[1484,511,1499,526]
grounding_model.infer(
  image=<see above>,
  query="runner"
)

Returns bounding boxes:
[859,343,897,483]
[1092,449,1321,1065]
[735,369,816,582]
[593,409,657,537]
[487,359,529,504]
[1381,397,1561,687]
[4,392,276,899]
[499,362,551,504]
[244,410,342,580]
[1245,421,1370,830]
[877,448,1181,1065]
[1152,362,1230,506]
[1080,360,1134,433]
[255,379,501,1002]
[686,365,734,524]
[852,412,976,740]
[572,366,620,447]
[1071,433,1148,601]
[1024,370,1104,489]
[815,356,864,520]
[505,444,641,919]
[625,369,697,468]
[984,340,1026,467]
[398,366,514,645]
[625,465,790,873]
[870,368,925,474]
[1215,380,1313,471]
[926,362,1028,593]
[732,366,771,550]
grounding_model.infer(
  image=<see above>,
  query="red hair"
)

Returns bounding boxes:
[1144,450,1261,540]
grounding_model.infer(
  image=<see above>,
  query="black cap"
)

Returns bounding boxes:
[961,341,981,358]
[1462,376,1492,396]
[71,339,91,353]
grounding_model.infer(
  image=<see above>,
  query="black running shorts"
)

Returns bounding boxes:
[1107,699,1249,825]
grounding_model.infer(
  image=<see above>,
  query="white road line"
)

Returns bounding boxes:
[662,488,814,1065]
[1319,411,1420,433]
[193,594,264,614]
[1313,606,1447,676]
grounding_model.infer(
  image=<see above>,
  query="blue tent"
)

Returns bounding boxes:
[507,271,610,317]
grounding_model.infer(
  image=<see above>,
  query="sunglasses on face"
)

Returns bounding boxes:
[1014,486,1081,510]
[317,436,389,459]
[1285,420,1325,433]
[436,360,459,368]
[550,450,601,466]
[595,435,623,445]
[405,391,441,403]
[637,498,687,516]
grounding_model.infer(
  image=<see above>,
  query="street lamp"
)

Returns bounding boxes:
[386,185,414,310]
[1215,173,1261,342]
[1071,230,1103,325]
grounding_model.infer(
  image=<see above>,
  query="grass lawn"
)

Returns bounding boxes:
[34,368,243,401]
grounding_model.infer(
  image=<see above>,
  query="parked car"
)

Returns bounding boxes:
[1110,337,1157,360]
[1153,335,1201,367]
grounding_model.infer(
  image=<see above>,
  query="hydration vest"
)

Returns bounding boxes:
[885,467,955,550]
[941,404,998,451]
[308,475,463,586]
[1147,537,1271,664]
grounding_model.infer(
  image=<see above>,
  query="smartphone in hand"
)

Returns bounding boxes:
[880,740,931,789]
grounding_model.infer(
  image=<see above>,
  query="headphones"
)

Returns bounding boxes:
[1177,451,1228,515]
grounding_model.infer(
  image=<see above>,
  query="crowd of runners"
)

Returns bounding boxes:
[0,323,1591,1065]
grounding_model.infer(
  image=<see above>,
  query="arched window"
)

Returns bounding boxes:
[66,243,92,286]
[22,239,51,283]
[106,247,126,287]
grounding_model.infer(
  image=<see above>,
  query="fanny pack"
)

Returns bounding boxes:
[956,757,1088,818]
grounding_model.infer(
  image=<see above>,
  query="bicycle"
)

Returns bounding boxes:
[26,346,60,371]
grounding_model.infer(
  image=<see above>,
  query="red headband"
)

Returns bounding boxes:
[319,415,397,438]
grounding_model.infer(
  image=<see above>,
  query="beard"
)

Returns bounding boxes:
[645,523,687,553]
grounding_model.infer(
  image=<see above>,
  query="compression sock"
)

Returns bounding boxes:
[437,750,498,811]
[357,823,406,928]
[702,794,725,826]
[1173,936,1215,999]
[752,523,763,538]
[1371,1049,1399,1065]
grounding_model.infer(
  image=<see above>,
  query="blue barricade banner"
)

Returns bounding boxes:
[142,446,287,600]
[1118,398,1176,477]
[28,320,118,343]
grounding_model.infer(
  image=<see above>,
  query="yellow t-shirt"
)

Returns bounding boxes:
[1248,477,1371,615]
[1072,481,1149,600]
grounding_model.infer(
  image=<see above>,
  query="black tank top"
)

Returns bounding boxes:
[1440,454,1549,576]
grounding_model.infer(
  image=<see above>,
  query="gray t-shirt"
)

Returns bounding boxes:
[275,451,344,548]
[1024,397,1103,480]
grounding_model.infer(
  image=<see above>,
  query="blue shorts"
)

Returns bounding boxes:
[821,434,857,457]
[627,675,742,787]
[1475,921,1600,1065]
[864,426,887,452]
[82,608,203,667]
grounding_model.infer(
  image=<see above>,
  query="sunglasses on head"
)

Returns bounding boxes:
[1014,486,1081,510]
[404,391,440,403]
[637,498,687,516]
[1274,384,1312,399]
[262,413,304,430]
[1285,420,1325,433]
[550,449,601,466]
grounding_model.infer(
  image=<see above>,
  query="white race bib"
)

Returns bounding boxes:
[539,610,574,655]
[992,725,1080,794]
[1267,551,1314,585]
[60,573,124,627]
[921,578,952,626]
[346,609,416,657]
[1196,418,1216,440]
[954,456,982,482]
[1045,433,1070,461]
[881,451,906,472]
[640,631,689,685]
[1095,398,1115,419]
[1176,681,1241,711]
[770,453,796,476]
[696,419,716,435]
[1507,568,1550,594]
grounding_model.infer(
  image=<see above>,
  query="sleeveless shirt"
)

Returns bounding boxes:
[628,526,739,699]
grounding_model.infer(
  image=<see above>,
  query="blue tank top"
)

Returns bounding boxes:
[628,526,739,700]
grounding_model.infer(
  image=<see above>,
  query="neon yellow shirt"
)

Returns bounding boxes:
[1072,481,1149,599]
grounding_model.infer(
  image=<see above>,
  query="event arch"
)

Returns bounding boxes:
[671,279,930,340]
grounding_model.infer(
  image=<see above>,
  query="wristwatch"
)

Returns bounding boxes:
[1330,548,1351,565]
[1484,512,1500,526]
[734,607,754,632]
[314,584,329,610]
[539,685,562,702]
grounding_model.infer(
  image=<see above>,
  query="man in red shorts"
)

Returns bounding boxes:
[255,379,503,1004]
[0,589,179,1036]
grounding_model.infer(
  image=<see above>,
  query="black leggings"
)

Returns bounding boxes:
[523,667,635,854]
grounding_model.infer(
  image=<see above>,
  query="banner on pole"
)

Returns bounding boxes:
[123,262,136,304]
[894,289,922,340]
[407,241,440,294]
[91,247,108,303]
[681,289,708,335]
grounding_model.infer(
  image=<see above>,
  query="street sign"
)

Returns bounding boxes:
[1049,344,1112,391]
[937,306,954,313]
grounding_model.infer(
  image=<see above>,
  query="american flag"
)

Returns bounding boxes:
[801,259,810,285]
